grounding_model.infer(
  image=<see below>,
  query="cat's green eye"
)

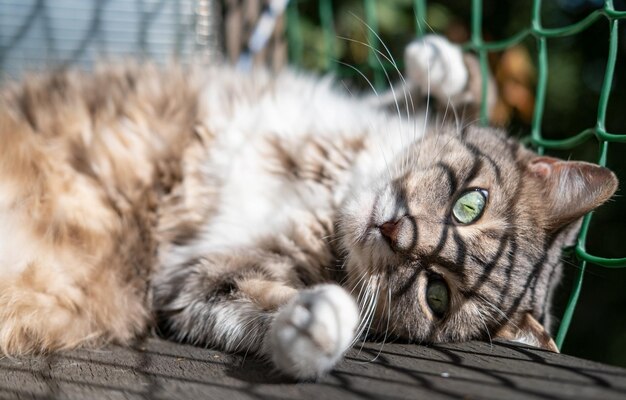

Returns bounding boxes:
[452,189,487,224]
[426,279,449,317]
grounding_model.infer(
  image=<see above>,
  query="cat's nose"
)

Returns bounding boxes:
[379,216,415,251]
[379,219,401,245]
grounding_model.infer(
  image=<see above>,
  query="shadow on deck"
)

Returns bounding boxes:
[1,338,625,399]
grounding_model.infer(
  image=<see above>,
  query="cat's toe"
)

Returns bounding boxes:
[404,34,468,99]
[269,284,358,380]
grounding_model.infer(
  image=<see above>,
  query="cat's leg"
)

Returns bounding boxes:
[153,251,358,379]
[0,257,148,355]
[403,34,497,119]
[270,283,358,378]
[371,35,496,120]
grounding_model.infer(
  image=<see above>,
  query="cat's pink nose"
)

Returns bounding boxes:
[379,220,400,244]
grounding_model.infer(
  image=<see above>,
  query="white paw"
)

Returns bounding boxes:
[404,34,468,100]
[269,284,359,380]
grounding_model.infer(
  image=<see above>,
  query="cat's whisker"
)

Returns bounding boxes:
[472,302,493,347]
[331,58,395,181]
[320,233,334,241]
[351,271,370,299]
[428,128,461,166]
[334,252,350,271]
[352,275,366,302]
[355,277,380,353]
[334,78,397,179]
[352,301,372,348]
[412,52,431,170]
[440,97,452,133]
[323,232,349,246]
[370,283,392,362]
[356,20,418,166]
[412,6,437,37]
[234,315,263,354]
[375,128,396,181]
[359,278,381,354]
[428,112,482,166]
[452,103,462,134]
[341,80,355,98]
[475,294,519,332]
[356,275,376,322]
[341,19,408,172]
[350,296,370,347]
[460,117,483,132]
[559,255,600,275]
[336,32,417,143]
[334,60,379,98]
[361,276,376,324]
[341,15,413,118]
[350,276,379,349]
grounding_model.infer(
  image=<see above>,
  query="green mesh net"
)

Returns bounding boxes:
[285,0,626,349]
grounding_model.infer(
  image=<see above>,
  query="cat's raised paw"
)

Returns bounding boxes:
[269,284,358,380]
[404,34,468,100]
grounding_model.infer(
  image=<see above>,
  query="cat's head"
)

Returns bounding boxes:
[338,125,618,350]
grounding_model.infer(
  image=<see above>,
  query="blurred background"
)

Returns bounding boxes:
[1,0,625,367]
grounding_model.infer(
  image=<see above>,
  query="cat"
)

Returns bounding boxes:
[0,35,618,380]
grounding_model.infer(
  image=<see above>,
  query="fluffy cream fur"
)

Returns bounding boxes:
[0,36,617,379]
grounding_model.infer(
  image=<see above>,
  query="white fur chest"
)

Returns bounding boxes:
[159,68,424,266]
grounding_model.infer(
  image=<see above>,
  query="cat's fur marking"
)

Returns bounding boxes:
[0,36,618,379]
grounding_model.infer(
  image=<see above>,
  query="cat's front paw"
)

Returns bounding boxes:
[404,34,468,100]
[269,284,358,380]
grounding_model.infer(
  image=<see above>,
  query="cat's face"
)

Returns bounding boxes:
[338,126,617,349]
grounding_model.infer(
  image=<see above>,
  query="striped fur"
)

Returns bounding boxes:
[0,37,618,379]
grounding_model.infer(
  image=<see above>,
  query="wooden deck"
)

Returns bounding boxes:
[1,338,625,399]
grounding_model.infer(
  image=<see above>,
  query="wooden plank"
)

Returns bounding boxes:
[1,338,625,399]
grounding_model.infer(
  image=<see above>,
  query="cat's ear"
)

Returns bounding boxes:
[494,312,559,352]
[527,156,618,230]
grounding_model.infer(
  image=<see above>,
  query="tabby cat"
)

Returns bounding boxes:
[0,35,617,379]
